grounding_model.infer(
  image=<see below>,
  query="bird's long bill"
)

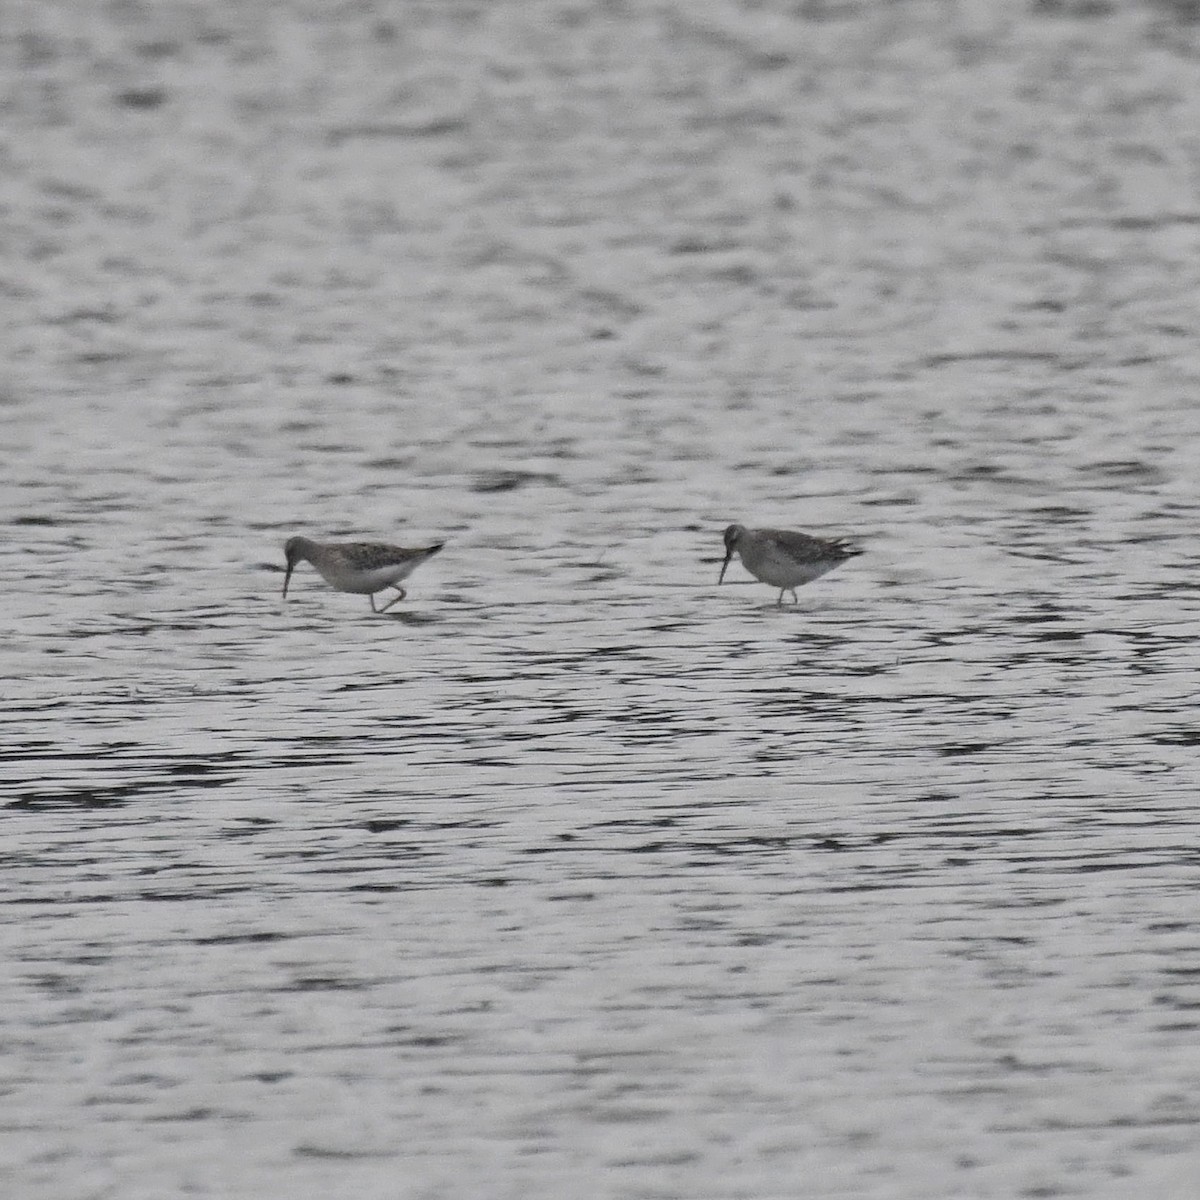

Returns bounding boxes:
[718,552,732,585]
[282,563,293,598]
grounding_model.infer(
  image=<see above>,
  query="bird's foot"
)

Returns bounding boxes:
[377,588,407,613]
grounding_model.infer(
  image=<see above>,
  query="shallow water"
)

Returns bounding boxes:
[5,2,1200,1197]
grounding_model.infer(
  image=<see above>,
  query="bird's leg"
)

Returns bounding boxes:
[377,587,407,613]
[777,590,785,607]
[370,593,379,613]
[789,589,799,604]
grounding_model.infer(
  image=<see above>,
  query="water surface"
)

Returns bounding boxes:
[5,3,1200,1197]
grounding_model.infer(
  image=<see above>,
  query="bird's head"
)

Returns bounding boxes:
[718,524,745,584]
[282,537,305,598]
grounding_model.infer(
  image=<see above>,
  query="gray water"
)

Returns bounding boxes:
[5,3,1200,1197]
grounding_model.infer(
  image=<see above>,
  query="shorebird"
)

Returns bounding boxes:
[718,524,862,606]
[282,536,444,612]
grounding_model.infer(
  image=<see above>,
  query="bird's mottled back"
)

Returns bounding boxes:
[338,541,444,571]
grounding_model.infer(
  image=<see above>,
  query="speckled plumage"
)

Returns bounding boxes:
[718,524,861,606]
[283,536,444,612]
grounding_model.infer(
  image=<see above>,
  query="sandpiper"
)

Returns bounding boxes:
[719,523,862,606]
[282,536,444,612]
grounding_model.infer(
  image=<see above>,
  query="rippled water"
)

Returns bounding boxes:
[6,2,1200,1197]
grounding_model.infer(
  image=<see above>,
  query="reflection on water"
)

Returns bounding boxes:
[7,1,1200,1196]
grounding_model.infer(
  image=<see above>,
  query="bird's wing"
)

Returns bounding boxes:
[759,528,831,561]
[341,541,416,569]
[762,528,860,560]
